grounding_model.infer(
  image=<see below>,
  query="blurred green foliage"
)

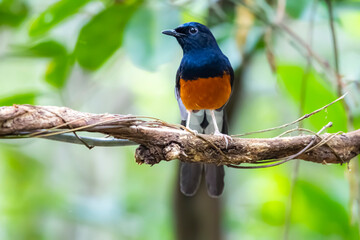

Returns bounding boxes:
[292,180,356,238]
[20,40,72,88]
[286,0,309,18]
[75,2,140,70]
[45,54,73,88]
[0,0,28,27]
[27,40,67,57]
[29,0,92,36]
[278,65,347,132]
[0,0,360,239]
[0,92,37,106]
[0,149,64,239]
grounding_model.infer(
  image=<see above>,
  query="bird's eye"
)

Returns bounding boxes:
[189,27,198,35]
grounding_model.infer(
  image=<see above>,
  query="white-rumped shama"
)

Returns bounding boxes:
[162,22,233,197]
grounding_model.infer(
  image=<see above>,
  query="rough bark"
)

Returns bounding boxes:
[0,105,358,166]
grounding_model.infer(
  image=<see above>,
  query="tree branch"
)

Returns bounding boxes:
[0,105,358,167]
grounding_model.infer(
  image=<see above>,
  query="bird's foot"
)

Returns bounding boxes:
[214,130,232,149]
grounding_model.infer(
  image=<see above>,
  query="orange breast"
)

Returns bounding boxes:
[179,73,231,110]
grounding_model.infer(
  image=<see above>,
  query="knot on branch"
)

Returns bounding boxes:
[135,143,183,165]
[135,145,161,165]
[164,143,182,160]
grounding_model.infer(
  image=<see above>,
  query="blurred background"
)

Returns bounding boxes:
[1,0,360,239]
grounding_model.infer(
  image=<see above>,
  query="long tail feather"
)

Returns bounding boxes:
[204,164,225,197]
[180,162,203,196]
[204,110,227,197]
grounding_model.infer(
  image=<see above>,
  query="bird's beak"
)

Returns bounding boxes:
[162,29,185,37]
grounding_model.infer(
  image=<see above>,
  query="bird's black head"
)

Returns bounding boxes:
[162,22,219,53]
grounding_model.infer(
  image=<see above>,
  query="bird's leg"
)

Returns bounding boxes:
[186,110,191,129]
[186,110,198,134]
[210,110,232,148]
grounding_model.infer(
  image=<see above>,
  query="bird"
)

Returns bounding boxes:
[162,22,234,197]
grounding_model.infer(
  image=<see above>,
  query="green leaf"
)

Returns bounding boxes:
[13,40,72,89]
[12,40,71,88]
[45,55,73,89]
[0,92,37,106]
[277,65,347,132]
[29,0,91,36]
[74,3,139,70]
[0,0,28,27]
[286,0,309,19]
[26,40,67,58]
[353,113,360,130]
